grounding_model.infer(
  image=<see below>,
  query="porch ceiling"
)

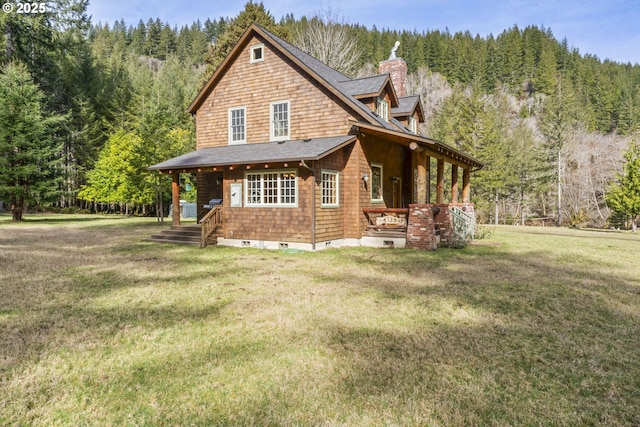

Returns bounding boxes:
[148,135,356,172]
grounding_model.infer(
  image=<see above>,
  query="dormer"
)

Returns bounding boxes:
[392,95,425,134]
[338,75,399,122]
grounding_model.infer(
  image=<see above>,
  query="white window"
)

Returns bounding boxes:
[245,170,297,207]
[250,44,264,63]
[270,101,290,140]
[321,170,339,207]
[409,115,417,133]
[371,163,383,202]
[228,107,246,144]
[377,97,389,121]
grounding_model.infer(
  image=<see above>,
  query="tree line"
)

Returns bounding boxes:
[1,1,638,229]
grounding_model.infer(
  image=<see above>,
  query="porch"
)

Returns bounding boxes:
[363,204,476,250]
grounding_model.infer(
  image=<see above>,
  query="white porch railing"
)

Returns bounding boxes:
[449,206,475,242]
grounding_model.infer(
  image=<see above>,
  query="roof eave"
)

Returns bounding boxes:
[350,121,484,169]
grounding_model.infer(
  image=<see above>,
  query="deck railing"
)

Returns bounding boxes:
[199,206,222,248]
[363,208,409,231]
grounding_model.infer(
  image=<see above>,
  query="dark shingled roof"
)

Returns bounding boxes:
[392,95,420,116]
[338,75,388,97]
[261,26,399,132]
[148,136,356,171]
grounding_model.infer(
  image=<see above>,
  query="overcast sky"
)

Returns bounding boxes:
[86,0,640,65]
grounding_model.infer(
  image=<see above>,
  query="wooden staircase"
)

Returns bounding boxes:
[146,207,223,247]
[145,224,218,247]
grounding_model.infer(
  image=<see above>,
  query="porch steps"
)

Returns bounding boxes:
[144,224,219,247]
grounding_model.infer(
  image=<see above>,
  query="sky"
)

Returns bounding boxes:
[86,0,640,65]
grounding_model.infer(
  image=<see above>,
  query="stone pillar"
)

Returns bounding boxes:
[436,159,444,204]
[406,204,437,250]
[451,166,459,203]
[172,172,180,226]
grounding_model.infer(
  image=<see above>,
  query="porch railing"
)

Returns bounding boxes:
[363,208,409,231]
[199,206,222,248]
[449,205,475,242]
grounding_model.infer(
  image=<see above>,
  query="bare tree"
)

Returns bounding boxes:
[406,66,452,133]
[293,8,362,77]
[562,129,627,227]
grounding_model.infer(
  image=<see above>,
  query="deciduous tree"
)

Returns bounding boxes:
[293,8,362,77]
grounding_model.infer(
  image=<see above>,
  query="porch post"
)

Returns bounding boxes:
[436,159,444,204]
[451,165,459,203]
[462,167,471,203]
[172,172,180,226]
[426,156,431,204]
[416,151,427,204]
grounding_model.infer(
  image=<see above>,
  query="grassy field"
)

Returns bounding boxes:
[1,214,639,426]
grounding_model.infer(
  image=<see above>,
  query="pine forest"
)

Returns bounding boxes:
[1,0,639,229]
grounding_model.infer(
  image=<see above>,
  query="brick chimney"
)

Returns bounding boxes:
[379,57,408,98]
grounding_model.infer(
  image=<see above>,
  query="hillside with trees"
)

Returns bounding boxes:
[1,1,638,229]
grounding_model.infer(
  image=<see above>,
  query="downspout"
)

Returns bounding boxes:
[300,160,316,250]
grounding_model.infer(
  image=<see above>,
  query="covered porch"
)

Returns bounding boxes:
[355,122,482,249]
[147,136,356,248]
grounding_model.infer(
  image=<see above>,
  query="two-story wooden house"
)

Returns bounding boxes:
[149,23,482,250]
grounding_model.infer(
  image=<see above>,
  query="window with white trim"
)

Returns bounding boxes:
[377,97,389,121]
[409,115,417,133]
[250,44,264,63]
[321,170,339,207]
[228,107,246,144]
[245,170,297,206]
[371,163,383,202]
[270,101,290,140]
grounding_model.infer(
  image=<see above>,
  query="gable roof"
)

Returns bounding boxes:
[338,75,399,106]
[148,136,356,172]
[339,75,388,98]
[188,23,398,132]
[392,95,425,122]
[187,23,482,169]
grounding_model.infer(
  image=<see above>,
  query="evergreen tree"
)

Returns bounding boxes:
[606,139,640,231]
[0,62,64,220]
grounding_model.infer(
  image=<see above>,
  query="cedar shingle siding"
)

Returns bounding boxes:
[196,36,358,148]
[148,23,482,249]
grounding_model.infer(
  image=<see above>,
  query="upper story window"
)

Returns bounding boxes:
[270,101,290,140]
[376,97,389,122]
[409,115,417,133]
[250,44,264,63]
[228,107,246,144]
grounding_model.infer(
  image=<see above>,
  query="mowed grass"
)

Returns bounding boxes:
[1,214,639,426]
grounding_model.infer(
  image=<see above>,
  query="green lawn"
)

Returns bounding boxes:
[1,214,639,426]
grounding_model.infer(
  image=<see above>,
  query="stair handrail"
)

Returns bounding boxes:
[449,206,475,242]
[199,206,222,248]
